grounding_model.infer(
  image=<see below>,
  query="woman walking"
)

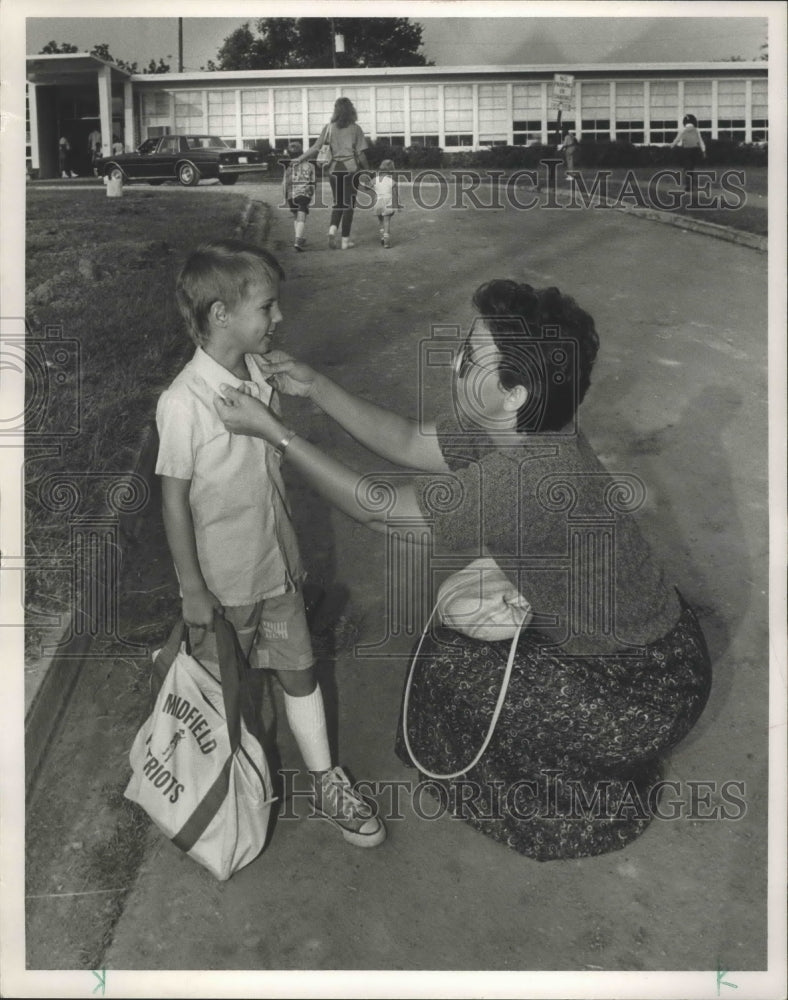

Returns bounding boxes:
[295,97,370,250]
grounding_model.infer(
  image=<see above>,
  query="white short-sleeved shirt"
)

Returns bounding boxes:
[155,347,303,606]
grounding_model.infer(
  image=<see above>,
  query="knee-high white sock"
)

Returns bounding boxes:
[284,687,331,772]
[294,219,305,239]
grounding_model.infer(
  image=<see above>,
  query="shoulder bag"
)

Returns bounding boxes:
[401,557,531,780]
[124,614,275,881]
[316,124,333,167]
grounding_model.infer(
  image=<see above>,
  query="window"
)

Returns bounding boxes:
[241,90,270,140]
[649,81,679,143]
[751,79,768,142]
[478,84,508,143]
[512,84,542,143]
[683,80,711,132]
[274,89,302,143]
[142,90,170,118]
[341,87,372,127]
[410,85,439,140]
[717,79,747,141]
[207,90,236,137]
[174,91,204,133]
[141,90,171,135]
[308,87,335,136]
[443,134,473,147]
[444,85,473,137]
[580,82,610,140]
[375,87,404,140]
[615,81,644,142]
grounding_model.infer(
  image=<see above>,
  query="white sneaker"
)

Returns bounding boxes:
[314,766,386,847]
[340,239,355,250]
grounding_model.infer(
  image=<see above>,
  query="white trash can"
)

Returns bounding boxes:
[106,174,123,198]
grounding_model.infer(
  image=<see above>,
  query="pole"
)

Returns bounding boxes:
[556,106,563,143]
[178,18,183,72]
[330,18,337,68]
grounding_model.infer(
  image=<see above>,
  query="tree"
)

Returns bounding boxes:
[212,17,431,71]
[39,41,79,53]
[38,41,170,73]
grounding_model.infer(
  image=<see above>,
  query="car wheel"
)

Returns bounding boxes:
[107,165,124,183]
[218,175,238,186]
[177,162,200,187]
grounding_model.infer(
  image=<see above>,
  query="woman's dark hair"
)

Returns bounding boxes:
[471,280,600,433]
[332,97,358,128]
[683,114,698,126]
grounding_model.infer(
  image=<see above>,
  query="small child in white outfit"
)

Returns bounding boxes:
[373,159,399,249]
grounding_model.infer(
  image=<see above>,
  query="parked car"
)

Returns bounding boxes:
[102,134,267,187]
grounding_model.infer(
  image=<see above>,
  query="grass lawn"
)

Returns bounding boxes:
[25,188,264,653]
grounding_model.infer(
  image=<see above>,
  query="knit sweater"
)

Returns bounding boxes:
[415,411,681,655]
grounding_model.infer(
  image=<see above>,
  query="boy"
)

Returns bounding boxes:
[281,141,315,252]
[155,239,385,848]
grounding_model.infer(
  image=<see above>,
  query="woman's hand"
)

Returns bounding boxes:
[214,384,284,442]
[252,351,318,398]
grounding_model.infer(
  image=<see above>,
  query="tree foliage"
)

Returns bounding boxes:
[38,41,170,73]
[211,17,431,71]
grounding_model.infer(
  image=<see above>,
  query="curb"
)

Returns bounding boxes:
[607,200,767,252]
[24,196,273,798]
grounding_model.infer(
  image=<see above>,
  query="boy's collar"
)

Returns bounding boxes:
[192,347,269,394]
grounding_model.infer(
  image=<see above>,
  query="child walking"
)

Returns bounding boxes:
[373,159,399,249]
[155,239,385,848]
[281,142,315,252]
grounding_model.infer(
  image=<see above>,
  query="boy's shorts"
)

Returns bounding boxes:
[288,196,311,216]
[189,588,315,673]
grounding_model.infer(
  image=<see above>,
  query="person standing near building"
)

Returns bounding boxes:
[88,128,103,176]
[294,97,370,251]
[58,135,77,178]
[671,114,706,193]
[557,130,579,184]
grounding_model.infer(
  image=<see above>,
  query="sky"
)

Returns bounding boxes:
[24,9,769,72]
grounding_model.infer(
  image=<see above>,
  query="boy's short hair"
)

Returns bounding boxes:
[379,159,395,171]
[287,140,303,157]
[176,239,285,346]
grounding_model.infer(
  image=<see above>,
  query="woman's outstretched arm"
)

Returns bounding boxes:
[253,352,449,473]
[214,386,431,532]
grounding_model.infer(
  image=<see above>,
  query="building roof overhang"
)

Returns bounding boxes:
[26,53,132,85]
[128,60,768,85]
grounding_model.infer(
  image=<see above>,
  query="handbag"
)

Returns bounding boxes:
[436,556,532,641]
[316,124,332,167]
[124,614,275,881]
[401,558,532,780]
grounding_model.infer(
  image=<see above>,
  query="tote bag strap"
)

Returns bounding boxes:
[401,603,524,781]
[171,614,260,854]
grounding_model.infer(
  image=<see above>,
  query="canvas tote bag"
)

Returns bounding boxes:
[125,615,275,881]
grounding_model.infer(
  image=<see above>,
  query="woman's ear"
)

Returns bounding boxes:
[503,384,528,412]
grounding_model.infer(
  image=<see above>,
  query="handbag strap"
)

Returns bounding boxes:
[401,603,524,781]
[213,613,261,749]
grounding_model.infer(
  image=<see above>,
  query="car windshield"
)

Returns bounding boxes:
[185,137,230,150]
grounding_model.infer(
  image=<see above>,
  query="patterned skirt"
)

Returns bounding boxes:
[395,597,712,861]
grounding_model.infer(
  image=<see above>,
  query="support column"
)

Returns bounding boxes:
[123,80,134,151]
[97,65,112,156]
[28,82,40,173]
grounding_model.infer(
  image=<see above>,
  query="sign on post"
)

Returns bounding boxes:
[551,73,575,108]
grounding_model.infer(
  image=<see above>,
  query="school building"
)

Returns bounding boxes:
[25,54,769,178]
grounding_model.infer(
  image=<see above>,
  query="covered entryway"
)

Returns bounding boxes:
[26,54,133,179]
